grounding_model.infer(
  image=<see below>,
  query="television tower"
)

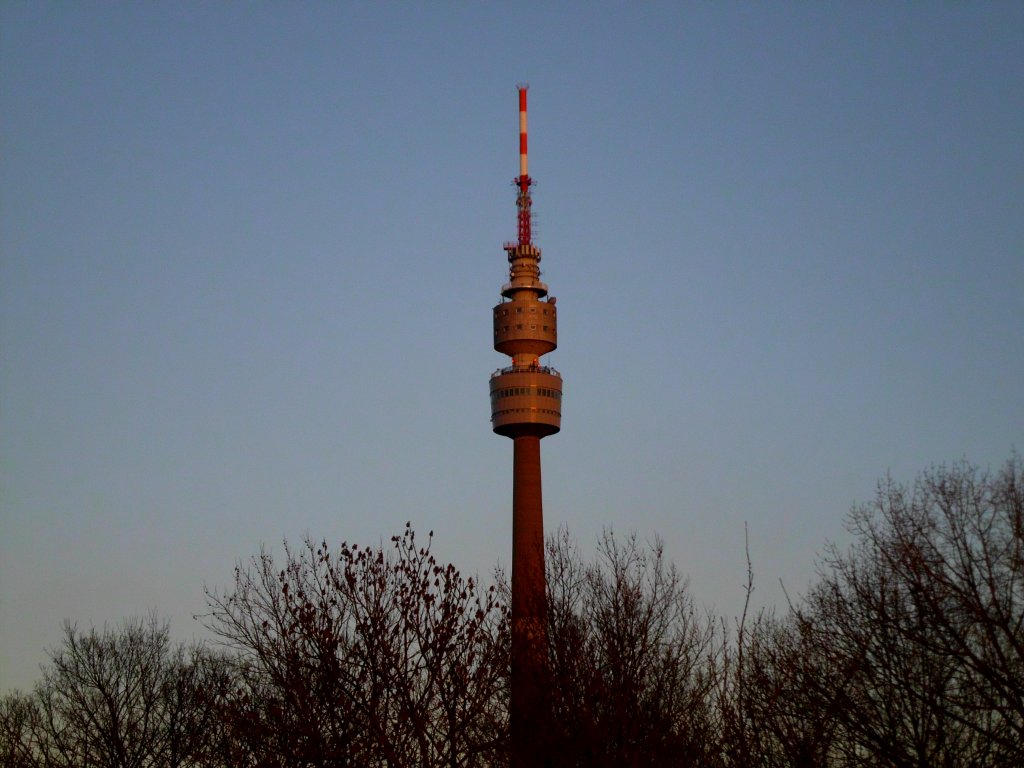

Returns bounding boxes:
[489,85,561,764]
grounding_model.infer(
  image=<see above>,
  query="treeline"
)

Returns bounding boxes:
[2,456,1021,767]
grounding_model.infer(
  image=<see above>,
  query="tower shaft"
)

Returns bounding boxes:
[511,434,549,765]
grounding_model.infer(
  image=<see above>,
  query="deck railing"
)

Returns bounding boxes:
[491,364,561,379]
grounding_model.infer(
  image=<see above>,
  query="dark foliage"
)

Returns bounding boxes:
[543,529,719,766]
[203,523,508,767]
[726,455,1024,767]
[0,615,224,768]
[5,455,1022,767]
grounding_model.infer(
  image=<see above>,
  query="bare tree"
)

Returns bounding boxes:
[851,456,1024,750]
[0,615,222,768]
[709,529,842,768]
[765,456,1024,767]
[0,692,39,768]
[795,545,975,767]
[851,456,1020,763]
[203,523,508,767]
[543,528,719,766]
[735,610,849,768]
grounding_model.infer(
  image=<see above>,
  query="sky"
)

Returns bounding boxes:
[1,3,1021,693]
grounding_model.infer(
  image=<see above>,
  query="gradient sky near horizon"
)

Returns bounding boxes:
[2,3,1022,692]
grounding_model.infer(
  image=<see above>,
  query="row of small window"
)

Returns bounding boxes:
[492,408,561,418]
[497,325,555,333]
[491,387,562,401]
[496,306,554,316]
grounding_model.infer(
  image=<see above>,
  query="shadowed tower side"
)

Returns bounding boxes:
[489,85,562,766]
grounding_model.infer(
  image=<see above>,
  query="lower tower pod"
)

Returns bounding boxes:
[490,366,562,438]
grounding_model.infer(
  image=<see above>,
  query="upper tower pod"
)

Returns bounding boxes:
[490,86,562,438]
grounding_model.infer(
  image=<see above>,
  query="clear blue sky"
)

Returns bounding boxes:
[2,3,1021,692]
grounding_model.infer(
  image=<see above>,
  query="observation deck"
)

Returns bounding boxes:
[489,365,562,437]
[493,298,557,357]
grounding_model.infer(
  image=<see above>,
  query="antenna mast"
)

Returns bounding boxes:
[516,85,534,246]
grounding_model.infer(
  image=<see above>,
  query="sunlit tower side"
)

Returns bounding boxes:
[489,85,561,764]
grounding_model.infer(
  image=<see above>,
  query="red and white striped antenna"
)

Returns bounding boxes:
[518,84,529,178]
[515,84,534,246]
